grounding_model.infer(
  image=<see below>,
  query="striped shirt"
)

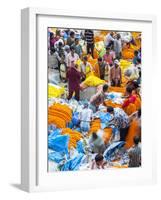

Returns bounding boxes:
[85,30,94,44]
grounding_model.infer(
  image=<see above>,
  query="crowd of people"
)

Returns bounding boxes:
[48,28,142,170]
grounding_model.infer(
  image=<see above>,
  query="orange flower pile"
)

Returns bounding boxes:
[88,119,101,134]
[104,100,122,108]
[108,86,126,94]
[61,128,82,149]
[48,103,72,128]
[103,128,112,144]
[125,119,140,149]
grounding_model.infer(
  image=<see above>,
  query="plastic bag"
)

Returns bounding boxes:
[72,112,80,126]
[48,151,65,163]
[103,141,125,160]
[61,153,84,171]
[48,135,69,154]
[76,140,85,154]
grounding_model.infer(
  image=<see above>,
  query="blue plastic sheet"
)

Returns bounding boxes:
[72,112,80,126]
[76,141,85,154]
[48,151,65,163]
[48,129,61,138]
[99,112,112,123]
[48,135,69,154]
[103,141,125,160]
[61,153,84,171]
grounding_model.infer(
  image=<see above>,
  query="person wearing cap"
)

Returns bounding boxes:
[110,59,122,86]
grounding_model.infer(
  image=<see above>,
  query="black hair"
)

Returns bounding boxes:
[70,31,75,37]
[134,50,138,56]
[138,109,141,118]
[83,56,88,61]
[103,84,109,92]
[95,154,104,162]
[92,132,98,140]
[58,42,63,47]
[75,38,79,42]
[106,47,111,51]
[107,106,114,113]
[50,47,56,55]
[98,57,103,62]
[133,135,140,145]
[126,85,133,94]
[132,80,139,89]
[70,46,75,51]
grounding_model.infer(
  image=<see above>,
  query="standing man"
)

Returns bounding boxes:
[110,59,122,86]
[105,32,115,48]
[66,64,81,101]
[84,29,94,58]
[94,57,108,80]
[66,46,79,68]
[114,33,122,59]
[80,56,93,79]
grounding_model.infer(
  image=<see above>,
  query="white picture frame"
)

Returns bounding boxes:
[21,7,157,192]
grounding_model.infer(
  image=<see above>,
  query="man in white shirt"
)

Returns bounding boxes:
[105,32,115,48]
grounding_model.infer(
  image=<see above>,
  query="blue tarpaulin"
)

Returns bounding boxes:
[48,134,69,154]
[61,153,84,171]
[103,141,125,160]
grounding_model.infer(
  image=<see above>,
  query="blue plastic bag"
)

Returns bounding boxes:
[48,151,65,163]
[61,153,84,171]
[103,141,125,160]
[99,112,112,123]
[72,112,80,126]
[48,129,61,139]
[76,141,85,154]
[48,135,69,154]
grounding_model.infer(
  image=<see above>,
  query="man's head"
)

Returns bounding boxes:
[92,132,98,140]
[134,50,138,57]
[75,38,79,45]
[133,135,140,145]
[70,31,75,38]
[58,42,63,48]
[98,57,103,65]
[117,33,121,40]
[126,85,133,95]
[95,154,104,166]
[106,47,110,54]
[83,56,88,64]
[102,84,109,93]
[70,46,75,54]
[107,106,114,114]
[114,59,120,68]
[64,45,70,53]
[110,32,114,37]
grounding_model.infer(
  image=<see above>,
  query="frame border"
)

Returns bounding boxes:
[21,7,157,192]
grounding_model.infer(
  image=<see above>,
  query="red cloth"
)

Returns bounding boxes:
[122,95,136,108]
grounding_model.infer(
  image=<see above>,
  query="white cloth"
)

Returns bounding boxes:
[80,108,93,122]
[105,33,115,46]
